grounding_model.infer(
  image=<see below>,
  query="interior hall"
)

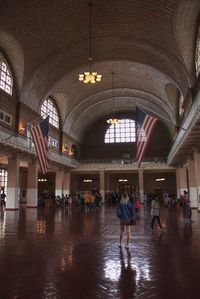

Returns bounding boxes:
[0,1,200,298]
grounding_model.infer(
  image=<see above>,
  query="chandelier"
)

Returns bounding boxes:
[79,2,102,84]
[106,72,119,125]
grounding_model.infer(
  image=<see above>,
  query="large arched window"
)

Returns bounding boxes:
[105,119,136,143]
[0,53,13,95]
[0,169,8,195]
[41,98,59,128]
[179,93,184,116]
[195,27,200,77]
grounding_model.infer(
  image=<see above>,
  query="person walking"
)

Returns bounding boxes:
[182,190,193,223]
[116,192,135,248]
[0,191,6,211]
[151,196,163,230]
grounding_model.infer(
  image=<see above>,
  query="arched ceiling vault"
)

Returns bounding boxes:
[64,90,175,142]
[0,0,199,143]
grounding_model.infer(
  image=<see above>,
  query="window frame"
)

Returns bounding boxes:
[40,98,59,129]
[104,119,136,144]
[0,53,13,95]
[195,27,200,77]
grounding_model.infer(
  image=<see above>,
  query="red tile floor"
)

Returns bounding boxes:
[0,204,200,299]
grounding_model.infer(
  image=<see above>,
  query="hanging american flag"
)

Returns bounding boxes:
[30,116,49,174]
[136,107,158,167]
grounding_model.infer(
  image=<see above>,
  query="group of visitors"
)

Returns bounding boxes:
[81,191,102,211]
[54,194,72,206]
[54,191,102,211]
[143,191,177,207]
[116,190,193,248]
[116,191,165,248]
[180,190,193,223]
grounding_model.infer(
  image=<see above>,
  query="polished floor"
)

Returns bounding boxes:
[0,204,200,299]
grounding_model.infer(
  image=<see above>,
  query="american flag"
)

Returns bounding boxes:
[136,107,157,167]
[30,116,49,174]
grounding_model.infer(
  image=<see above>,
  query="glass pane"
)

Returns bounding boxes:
[104,119,135,144]
[2,62,6,71]
[41,98,59,128]
[0,81,5,89]
[1,72,6,80]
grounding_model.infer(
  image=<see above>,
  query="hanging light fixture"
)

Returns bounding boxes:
[79,2,102,84]
[106,72,119,125]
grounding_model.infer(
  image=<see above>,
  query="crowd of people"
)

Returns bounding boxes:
[116,189,193,248]
[53,191,103,211]
[1,187,193,239]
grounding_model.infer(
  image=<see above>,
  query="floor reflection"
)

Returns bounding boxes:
[0,205,200,298]
[117,248,136,298]
[0,209,5,239]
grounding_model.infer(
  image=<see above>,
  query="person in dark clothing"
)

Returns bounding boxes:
[0,191,6,209]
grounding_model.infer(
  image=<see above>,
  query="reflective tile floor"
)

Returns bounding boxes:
[1,204,200,299]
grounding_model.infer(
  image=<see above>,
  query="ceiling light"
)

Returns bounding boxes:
[118,179,128,182]
[106,72,119,125]
[79,3,102,84]
[156,178,165,181]
[83,179,93,183]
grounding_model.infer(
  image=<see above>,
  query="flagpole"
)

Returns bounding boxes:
[5,128,25,141]
[5,113,49,141]
[136,102,186,131]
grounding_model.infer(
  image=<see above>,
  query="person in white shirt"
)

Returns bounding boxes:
[151,196,163,230]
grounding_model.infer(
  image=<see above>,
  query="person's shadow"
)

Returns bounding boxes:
[118,248,136,298]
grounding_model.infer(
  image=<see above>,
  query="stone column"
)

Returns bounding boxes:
[178,167,188,196]
[63,171,71,196]
[6,156,20,210]
[138,169,144,203]
[27,161,38,207]
[105,172,110,192]
[100,171,105,203]
[55,171,64,197]
[188,158,198,208]
[194,151,200,211]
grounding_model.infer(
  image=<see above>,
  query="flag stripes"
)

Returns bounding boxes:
[136,107,157,167]
[30,116,49,174]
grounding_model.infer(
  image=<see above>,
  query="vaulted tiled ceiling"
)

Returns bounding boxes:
[0,0,199,142]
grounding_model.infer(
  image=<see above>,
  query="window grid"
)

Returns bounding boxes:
[0,169,8,195]
[0,60,13,95]
[48,136,59,148]
[196,33,200,77]
[105,119,136,143]
[41,98,59,128]
[179,94,184,116]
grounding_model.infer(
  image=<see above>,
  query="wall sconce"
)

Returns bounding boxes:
[18,123,25,133]
[62,144,68,153]
[68,149,74,156]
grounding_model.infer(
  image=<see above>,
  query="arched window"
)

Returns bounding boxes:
[179,93,184,116]
[105,119,136,143]
[41,98,59,128]
[0,53,13,95]
[195,27,200,77]
[0,169,8,195]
